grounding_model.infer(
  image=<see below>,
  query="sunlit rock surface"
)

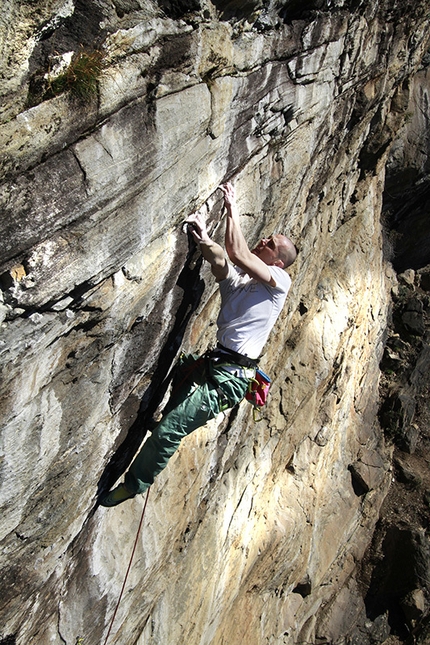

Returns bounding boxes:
[1,1,430,644]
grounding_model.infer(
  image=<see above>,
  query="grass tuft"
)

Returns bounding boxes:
[46,49,104,101]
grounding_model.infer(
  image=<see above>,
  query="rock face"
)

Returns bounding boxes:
[1,1,430,644]
[361,267,430,644]
[384,64,430,271]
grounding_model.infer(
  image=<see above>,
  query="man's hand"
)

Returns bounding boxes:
[185,212,211,245]
[185,212,228,281]
[220,182,236,209]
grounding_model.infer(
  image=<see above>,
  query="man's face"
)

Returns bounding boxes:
[251,234,285,266]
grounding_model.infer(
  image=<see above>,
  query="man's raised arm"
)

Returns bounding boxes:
[186,211,229,281]
[221,183,276,286]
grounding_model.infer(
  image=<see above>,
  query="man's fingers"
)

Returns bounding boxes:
[220,182,234,198]
[185,213,204,229]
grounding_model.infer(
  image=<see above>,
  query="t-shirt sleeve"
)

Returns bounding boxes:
[218,262,234,283]
[268,266,291,293]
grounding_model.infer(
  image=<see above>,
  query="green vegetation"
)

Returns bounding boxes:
[27,48,104,108]
[47,49,104,101]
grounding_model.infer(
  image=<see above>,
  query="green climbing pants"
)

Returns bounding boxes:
[125,354,249,494]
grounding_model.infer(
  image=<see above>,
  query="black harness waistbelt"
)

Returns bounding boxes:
[210,343,259,370]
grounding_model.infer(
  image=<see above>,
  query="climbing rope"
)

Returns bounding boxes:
[102,488,150,645]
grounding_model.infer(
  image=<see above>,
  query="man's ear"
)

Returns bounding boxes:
[274,259,285,268]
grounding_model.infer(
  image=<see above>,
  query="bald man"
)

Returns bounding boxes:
[101,183,296,506]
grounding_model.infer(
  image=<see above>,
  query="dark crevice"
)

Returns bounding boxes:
[293,578,312,598]
[382,180,430,271]
[0,637,16,645]
[96,231,205,500]
[12,281,101,323]
[358,139,392,177]
[348,463,369,496]
[45,322,99,349]
[157,0,201,19]
[299,301,308,316]
[219,401,241,437]
[363,527,429,636]
[71,149,88,184]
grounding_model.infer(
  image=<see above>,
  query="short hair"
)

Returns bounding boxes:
[278,236,298,268]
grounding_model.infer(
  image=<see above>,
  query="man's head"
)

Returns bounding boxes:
[252,234,297,269]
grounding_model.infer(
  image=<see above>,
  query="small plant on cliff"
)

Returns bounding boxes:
[46,49,104,101]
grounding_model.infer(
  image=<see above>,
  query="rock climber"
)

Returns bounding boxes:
[100,182,297,506]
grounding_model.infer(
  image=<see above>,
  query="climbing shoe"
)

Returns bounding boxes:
[100,483,135,507]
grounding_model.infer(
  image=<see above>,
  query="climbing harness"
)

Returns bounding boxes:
[102,487,151,645]
[204,344,258,412]
[168,346,271,420]
[208,345,272,420]
[210,343,259,369]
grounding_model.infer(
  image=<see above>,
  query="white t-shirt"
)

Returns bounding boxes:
[216,264,291,359]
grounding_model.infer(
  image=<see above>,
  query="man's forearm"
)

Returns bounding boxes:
[199,238,228,280]
[199,238,225,267]
[224,200,251,264]
[185,212,228,280]
[220,182,274,285]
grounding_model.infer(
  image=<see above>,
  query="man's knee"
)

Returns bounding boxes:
[153,416,187,446]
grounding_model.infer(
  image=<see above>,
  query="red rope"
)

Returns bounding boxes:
[103,488,150,645]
